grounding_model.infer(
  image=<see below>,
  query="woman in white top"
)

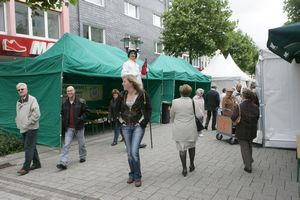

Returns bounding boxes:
[170,84,202,177]
[121,50,143,89]
[193,88,205,136]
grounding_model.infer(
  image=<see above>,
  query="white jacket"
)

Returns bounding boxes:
[170,97,201,142]
[121,60,143,87]
[16,95,40,133]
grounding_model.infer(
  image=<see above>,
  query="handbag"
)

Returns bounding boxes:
[192,100,204,131]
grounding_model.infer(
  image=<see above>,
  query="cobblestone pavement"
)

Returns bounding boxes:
[0,124,299,200]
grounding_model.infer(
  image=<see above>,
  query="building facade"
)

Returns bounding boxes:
[0,0,70,61]
[69,0,170,62]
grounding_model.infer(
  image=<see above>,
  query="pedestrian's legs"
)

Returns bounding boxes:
[122,125,145,180]
[212,110,217,130]
[249,140,254,163]
[179,150,187,176]
[188,147,195,171]
[205,110,212,128]
[239,140,252,171]
[76,128,87,160]
[112,121,120,144]
[22,129,39,171]
[60,128,75,166]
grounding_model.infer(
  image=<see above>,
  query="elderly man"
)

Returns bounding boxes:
[204,85,220,130]
[56,86,88,170]
[16,83,41,176]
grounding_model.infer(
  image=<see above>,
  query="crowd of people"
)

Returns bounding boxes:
[14,49,259,187]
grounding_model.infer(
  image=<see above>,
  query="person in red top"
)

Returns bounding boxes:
[56,86,88,170]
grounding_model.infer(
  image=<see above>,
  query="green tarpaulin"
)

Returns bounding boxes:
[0,34,211,147]
[150,55,211,101]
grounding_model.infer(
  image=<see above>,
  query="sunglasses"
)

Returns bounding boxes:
[17,88,25,92]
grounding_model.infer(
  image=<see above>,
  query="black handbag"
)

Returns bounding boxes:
[192,100,205,132]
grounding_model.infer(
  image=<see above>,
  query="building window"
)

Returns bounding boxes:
[85,0,104,6]
[15,2,60,39]
[32,10,45,37]
[0,3,5,32]
[154,42,164,54]
[48,11,60,39]
[124,2,139,19]
[83,24,105,43]
[15,2,29,35]
[153,14,162,28]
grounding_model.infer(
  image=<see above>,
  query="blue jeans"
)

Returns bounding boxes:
[112,121,121,143]
[22,129,40,170]
[121,125,145,180]
[60,128,87,166]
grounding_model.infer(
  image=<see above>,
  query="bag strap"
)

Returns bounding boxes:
[192,100,196,117]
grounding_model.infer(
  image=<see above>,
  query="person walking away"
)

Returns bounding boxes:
[118,75,152,187]
[193,88,205,136]
[234,83,242,104]
[231,89,259,173]
[108,89,123,146]
[204,85,220,130]
[57,86,88,170]
[15,83,41,176]
[171,84,202,177]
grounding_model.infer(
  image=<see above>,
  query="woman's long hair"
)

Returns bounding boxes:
[123,75,143,94]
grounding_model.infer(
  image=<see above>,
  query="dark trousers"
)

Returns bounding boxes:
[205,110,217,129]
[22,129,40,170]
[238,139,254,170]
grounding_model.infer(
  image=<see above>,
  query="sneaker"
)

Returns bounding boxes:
[127,178,134,184]
[199,134,204,137]
[18,169,29,176]
[139,143,147,148]
[30,165,41,170]
[134,180,142,187]
[111,142,117,146]
[56,164,67,170]
[79,159,86,163]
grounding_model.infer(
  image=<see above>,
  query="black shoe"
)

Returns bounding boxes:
[111,142,117,146]
[80,159,86,163]
[204,126,208,130]
[30,165,41,170]
[56,164,67,170]
[182,169,188,177]
[139,143,147,148]
[244,168,252,173]
[212,127,217,131]
[189,165,195,172]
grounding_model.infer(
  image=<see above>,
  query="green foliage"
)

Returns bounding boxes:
[223,30,259,74]
[0,132,23,157]
[0,0,77,12]
[284,0,300,24]
[161,0,236,63]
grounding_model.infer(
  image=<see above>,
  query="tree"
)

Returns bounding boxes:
[223,30,259,74]
[284,0,300,24]
[161,0,236,64]
[0,0,77,11]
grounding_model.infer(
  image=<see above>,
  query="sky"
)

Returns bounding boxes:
[227,0,288,49]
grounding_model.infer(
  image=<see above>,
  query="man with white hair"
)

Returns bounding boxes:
[15,83,41,176]
[56,86,88,170]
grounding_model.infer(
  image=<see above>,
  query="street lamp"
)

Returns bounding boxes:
[121,36,143,53]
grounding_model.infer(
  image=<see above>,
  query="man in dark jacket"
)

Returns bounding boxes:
[231,89,259,173]
[204,85,220,130]
[57,86,88,170]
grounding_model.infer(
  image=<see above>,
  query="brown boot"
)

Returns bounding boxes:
[18,169,29,176]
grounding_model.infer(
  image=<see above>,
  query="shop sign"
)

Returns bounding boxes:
[0,34,55,57]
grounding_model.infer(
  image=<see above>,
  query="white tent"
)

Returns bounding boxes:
[255,49,300,148]
[202,52,248,93]
[226,54,251,81]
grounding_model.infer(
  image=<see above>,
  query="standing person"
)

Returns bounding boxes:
[222,88,236,117]
[219,88,226,109]
[231,89,259,173]
[171,84,202,177]
[108,89,124,146]
[204,85,220,130]
[15,83,41,176]
[121,49,143,89]
[193,88,205,136]
[234,83,242,104]
[56,86,88,170]
[118,75,152,187]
